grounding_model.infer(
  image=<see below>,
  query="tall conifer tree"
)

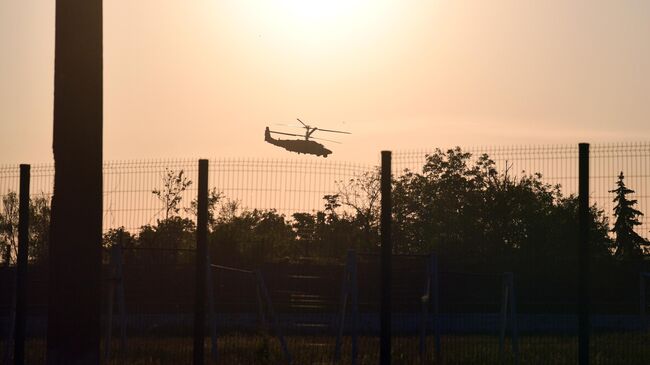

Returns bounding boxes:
[609,172,648,260]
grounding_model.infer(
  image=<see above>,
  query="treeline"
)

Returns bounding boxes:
[1,148,648,269]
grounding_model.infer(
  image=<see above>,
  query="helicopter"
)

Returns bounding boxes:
[265,118,350,158]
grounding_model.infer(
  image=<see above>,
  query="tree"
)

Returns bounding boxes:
[102,227,137,264]
[0,192,51,265]
[187,187,223,228]
[28,195,51,263]
[292,212,317,256]
[0,191,18,265]
[152,169,193,220]
[141,169,197,263]
[289,208,367,259]
[138,217,196,264]
[609,171,648,259]
[388,147,612,269]
[332,168,381,248]
[392,148,496,257]
[210,206,295,264]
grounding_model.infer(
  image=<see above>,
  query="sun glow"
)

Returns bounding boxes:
[276,0,365,25]
[221,0,395,54]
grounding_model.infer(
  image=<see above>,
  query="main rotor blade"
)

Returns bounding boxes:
[315,128,351,134]
[296,118,309,128]
[310,136,341,144]
[269,130,304,137]
[273,123,304,129]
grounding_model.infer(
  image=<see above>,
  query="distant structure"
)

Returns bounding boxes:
[265,118,350,158]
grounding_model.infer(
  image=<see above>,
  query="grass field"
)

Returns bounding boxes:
[3,332,649,364]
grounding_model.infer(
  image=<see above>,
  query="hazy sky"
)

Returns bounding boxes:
[1,0,649,164]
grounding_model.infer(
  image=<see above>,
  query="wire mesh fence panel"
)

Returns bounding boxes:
[0,265,48,364]
[100,246,197,364]
[346,253,436,364]
[1,143,650,364]
[261,261,342,364]
[209,262,291,365]
[0,163,52,364]
[1,143,648,237]
[437,270,523,364]
[588,259,650,365]
[102,158,372,233]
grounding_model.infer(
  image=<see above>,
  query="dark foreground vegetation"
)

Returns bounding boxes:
[3,332,649,365]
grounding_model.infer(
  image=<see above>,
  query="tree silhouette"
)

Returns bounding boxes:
[152,169,193,220]
[0,193,52,265]
[332,168,381,248]
[0,191,18,265]
[391,147,612,266]
[210,207,295,264]
[609,171,648,259]
[187,187,223,227]
[139,217,196,264]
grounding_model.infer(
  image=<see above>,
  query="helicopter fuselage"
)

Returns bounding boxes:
[265,127,332,157]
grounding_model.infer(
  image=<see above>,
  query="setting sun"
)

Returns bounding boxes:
[221,0,394,53]
[275,0,366,23]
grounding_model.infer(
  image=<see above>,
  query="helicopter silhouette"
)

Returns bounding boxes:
[265,118,350,158]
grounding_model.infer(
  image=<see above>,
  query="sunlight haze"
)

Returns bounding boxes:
[1,0,649,164]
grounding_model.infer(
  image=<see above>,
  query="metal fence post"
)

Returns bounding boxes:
[14,164,30,365]
[508,273,520,365]
[642,273,647,327]
[432,254,441,365]
[334,249,359,364]
[420,253,441,364]
[499,273,509,359]
[103,245,116,360]
[350,250,359,365]
[255,270,292,365]
[419,256,430,360]
[578,143,590,365]
[204,250,217,362]
[193,159,208,365]
[334,251,352,362]
[380,151,392,365]
[115,235,126,353]
[103,239,126,360]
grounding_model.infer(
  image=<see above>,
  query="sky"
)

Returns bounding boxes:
[1,0,649,164]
